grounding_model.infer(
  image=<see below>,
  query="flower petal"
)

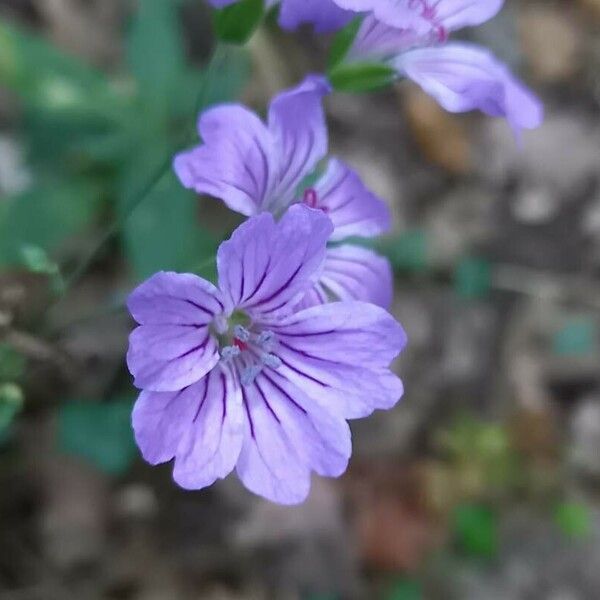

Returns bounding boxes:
[321,245,393,308]
[273,302,406,418]
[278,0,353,33]
[395,43,544,135]
[126,272,223,392]
[217,205,333,318]
[349,14,424,60]
[426,0,504,32]
[333,0,430,31]
[132,367,244,490]
[172,366,244,490]
[173,105,276,216]
[313,158,391,241]
[267,75,330,211]
[128,271,223,326]
[236,370,351,504]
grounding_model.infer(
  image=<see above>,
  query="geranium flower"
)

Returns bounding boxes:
[174,75,393,309]
[342,0,543,136]
[127,205,406,504]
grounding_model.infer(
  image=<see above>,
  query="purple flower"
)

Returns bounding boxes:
[127,205,406,504]
[344,0,543,136]
[174,75,393,309]
[208,0,354,33]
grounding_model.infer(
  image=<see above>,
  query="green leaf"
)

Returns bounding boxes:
[328,17,362,70]
[453,504,498,558]
[385,579,422,600]
[119,148,218,280]
[328,62,396,93]
[0,180,103,266]
[455,257,491,299]
[127,0,187,117]
[555,502,591,539]
[58,398,137,475]
[553,318,597,357]
[0,20,121,116]
[213,0,265,45]
[0,383,24,444]
[380,230,428,273]
[0,344,26,381]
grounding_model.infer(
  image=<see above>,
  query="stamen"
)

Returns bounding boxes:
[233,324,251,342]
[262,353,282,369]
[220,346,240,362]
[241,364,262,386]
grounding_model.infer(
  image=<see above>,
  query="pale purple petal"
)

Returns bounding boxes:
[313,158,391,241]
[333,0,430,32]
[279,0,353,33]
[426,0,504,32]
[173,105,276,216]
[272,302,406,418]
[320,245,393,308]
[217,205,333,318]
[349,14,425,60]
[267,75,330,211]
[236,370,351,504]
[395,43,544,135]
[173,366,244,490]
[133,367,244,490]
[127,272,222,392]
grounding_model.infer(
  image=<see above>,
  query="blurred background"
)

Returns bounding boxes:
[1,0,600,598]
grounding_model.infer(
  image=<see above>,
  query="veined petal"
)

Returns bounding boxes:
[314,158,391,241]
[217,205,333,318]
[126,272,223,392]
[267,75,330,211]
[273,302,406,418]
[321,245,393,308]
[279,0,353,33]
[426,0,504,32]
[173,104,277,216]
[395,43,543,135]
[333,0,431,32]
[236,370,351,504]
[128,271,224,325]
[132,367,244,490]
[173,366,244,490]
[349,14,425,61]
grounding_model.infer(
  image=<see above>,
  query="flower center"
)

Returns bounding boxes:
[215,313,282,386]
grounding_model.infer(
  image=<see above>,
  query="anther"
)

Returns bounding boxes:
[220,346,241,362]
[233,324,251,342]
[261,353,282,369]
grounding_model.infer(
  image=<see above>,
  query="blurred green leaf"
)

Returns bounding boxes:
[455,257,491,299]
[555,502,591,539]
[328,17,362,69]
[328,62,396,93]
[0,20,122,117]
[0,383,24,444]
[453,504,498,558]
[380,230,428,273]
[0,344,25,381]
[553,318,597,357]
[0,181,103,266]
[385,579,422,600]
[119,148,218,280]
[127,0,186,118]
[213,0,265,44]
[58,398,137,475]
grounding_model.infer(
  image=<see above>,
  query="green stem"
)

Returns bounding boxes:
[62,44,227,294]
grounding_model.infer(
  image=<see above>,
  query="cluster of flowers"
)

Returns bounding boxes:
[126,0,542,505]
